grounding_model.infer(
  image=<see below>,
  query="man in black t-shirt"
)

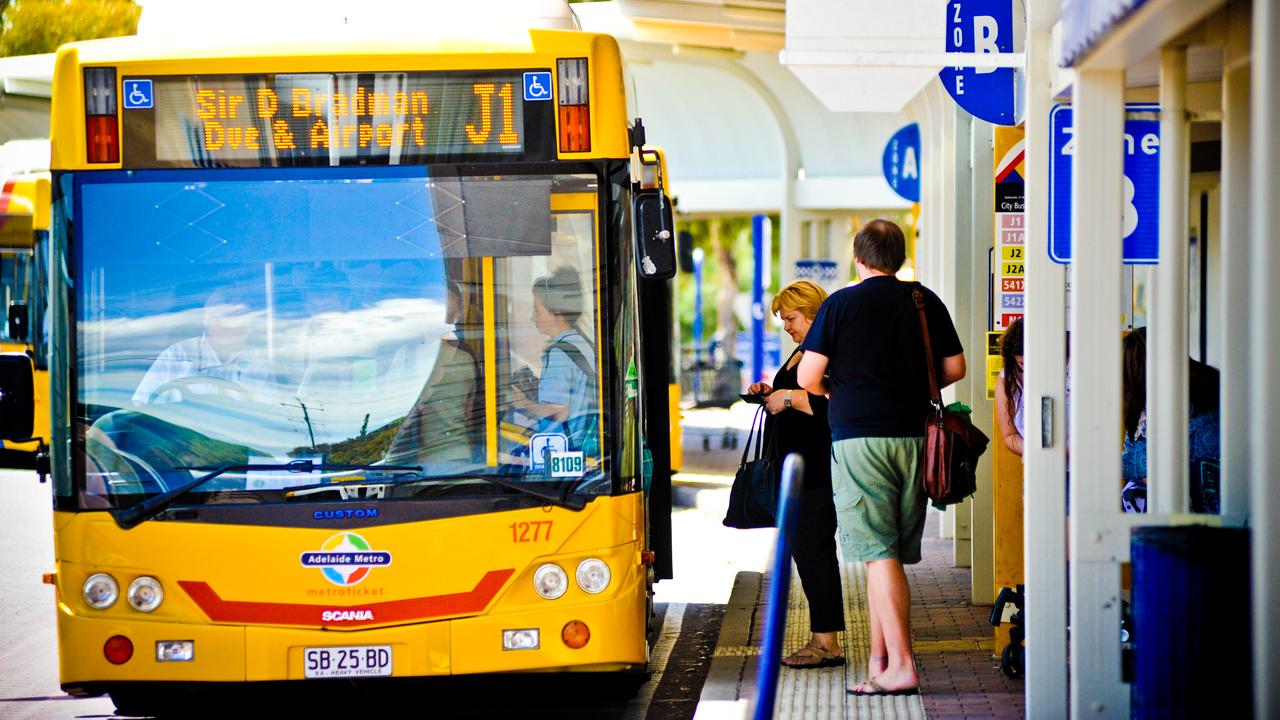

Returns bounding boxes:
[798,219,966,696]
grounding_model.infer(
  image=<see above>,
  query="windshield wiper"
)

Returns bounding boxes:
[409,473,588,511]
[110,460,422,530]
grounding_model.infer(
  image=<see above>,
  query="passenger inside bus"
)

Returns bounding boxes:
[514,266,598,454]
[384,280,484,467]
[131,286,272,405]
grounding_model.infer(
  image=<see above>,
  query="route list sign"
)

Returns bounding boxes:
[993,125,1024,330]
[122,71,547,167]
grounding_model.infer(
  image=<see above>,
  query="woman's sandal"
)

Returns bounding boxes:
[781,644,846,669]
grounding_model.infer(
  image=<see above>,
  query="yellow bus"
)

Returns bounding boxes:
[0,171,50,460]
[0,21,680,714]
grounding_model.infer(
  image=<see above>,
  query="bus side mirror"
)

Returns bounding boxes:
[7,301,28,343]
[634,191,676,281]
[0,352,34,441]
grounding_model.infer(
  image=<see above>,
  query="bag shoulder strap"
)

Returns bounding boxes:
[911,283,942,406]
[549,338,595,378]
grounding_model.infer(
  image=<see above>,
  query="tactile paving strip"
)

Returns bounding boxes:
[774,556,927,720]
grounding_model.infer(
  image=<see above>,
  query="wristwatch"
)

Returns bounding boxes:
[783,391,793,409]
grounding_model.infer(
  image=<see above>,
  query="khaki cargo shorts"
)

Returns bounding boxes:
[830,436,927,564]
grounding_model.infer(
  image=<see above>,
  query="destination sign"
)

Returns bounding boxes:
[122,71,555,167]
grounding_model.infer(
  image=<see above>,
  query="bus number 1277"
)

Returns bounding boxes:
[510,521,553,542]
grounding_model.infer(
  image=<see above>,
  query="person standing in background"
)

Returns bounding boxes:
[798,219,966,696]
[995,318,1025,456]
[746,280,845,669]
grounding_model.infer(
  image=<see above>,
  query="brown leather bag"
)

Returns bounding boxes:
[911,285,990,506]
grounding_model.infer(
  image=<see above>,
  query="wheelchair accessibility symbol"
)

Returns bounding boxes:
[123,79,153,109]
[523,72,552,102]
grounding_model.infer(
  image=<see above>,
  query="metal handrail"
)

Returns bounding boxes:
[752,452,804,720]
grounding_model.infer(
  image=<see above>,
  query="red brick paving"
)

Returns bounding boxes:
[911,513,1026,719]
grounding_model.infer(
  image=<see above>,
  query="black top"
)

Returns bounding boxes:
[801,276,963,439]
[764,348,832,488]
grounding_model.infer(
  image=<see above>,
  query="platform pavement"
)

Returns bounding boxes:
[677,404,1025,719]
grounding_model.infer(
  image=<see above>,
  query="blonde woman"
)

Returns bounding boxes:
[746,280,845,668]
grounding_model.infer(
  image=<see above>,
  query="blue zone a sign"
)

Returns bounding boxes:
[882,123,920,203]
[1049,104,1161,264]
[940,0,1021,126]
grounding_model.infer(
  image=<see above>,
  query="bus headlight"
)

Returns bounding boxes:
[533,563,568,600]
[575,558,611,594]
[82,573,119,609]
[127,576,164,612]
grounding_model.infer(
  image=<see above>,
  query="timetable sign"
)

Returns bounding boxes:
[123,71,547,166]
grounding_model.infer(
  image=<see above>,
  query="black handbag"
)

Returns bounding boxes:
[723,406,780,528]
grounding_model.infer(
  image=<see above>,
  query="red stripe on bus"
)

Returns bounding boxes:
[178,569,514,627]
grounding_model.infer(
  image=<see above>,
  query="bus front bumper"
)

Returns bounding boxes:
[57,585,648,688]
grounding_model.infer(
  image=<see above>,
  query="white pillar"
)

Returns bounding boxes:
[1068,68,1128,720]
[968,116,996,605]
[1148,46,1190,514]
[946,104,973,570]
[1250,0,1280,715]
[1022,24,1069,717]
[1219,0,1251,525]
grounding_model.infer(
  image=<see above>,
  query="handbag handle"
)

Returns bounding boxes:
[740,406,767,466]
[910,284,944,414]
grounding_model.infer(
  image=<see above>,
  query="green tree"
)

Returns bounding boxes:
[1,0,140,57]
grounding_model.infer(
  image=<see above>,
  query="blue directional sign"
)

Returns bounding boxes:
[523,71,552,102]
[882,123,921,203]
[122,79,153,109]
[939,0,1022,126]
[1048,104,1161,264]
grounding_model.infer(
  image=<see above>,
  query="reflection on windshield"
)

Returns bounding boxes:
[74,170,605,506]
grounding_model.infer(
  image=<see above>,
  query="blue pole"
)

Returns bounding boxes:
[751,214,766,383]
[692,247,704,365]
[753,453,804,720]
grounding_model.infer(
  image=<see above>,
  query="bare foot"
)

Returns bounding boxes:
[866,654,887,680]
[851,664,918,695]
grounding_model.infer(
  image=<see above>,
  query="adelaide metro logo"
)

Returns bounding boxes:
[300,532,392,586]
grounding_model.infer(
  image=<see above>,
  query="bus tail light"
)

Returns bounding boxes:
[104,635,133,665]
[557,58,590,153]
[84,68,119,164]
[562,620,590,649]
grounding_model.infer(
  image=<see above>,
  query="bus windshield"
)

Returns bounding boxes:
[72,167,606,508]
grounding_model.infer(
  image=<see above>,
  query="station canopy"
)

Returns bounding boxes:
[575,1,910,215]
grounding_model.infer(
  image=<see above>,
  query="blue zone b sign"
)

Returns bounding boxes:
[1049,104,1160,264]
[882,123,920,203]
[939,0,1021,126]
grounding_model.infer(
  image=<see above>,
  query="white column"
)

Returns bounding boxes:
[1148,46,1190,514]
[1069,68,1128,720]
[1022,25,1069,717]
[968,116,996,605]
[1219,0,1251,525]
[1250,0,1280,715]
[945,103,973,570]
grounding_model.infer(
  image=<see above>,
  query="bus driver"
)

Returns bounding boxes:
[132,286,272,405]
[515,267,597,452]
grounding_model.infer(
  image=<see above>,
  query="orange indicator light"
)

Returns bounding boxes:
[562,620,591,649]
